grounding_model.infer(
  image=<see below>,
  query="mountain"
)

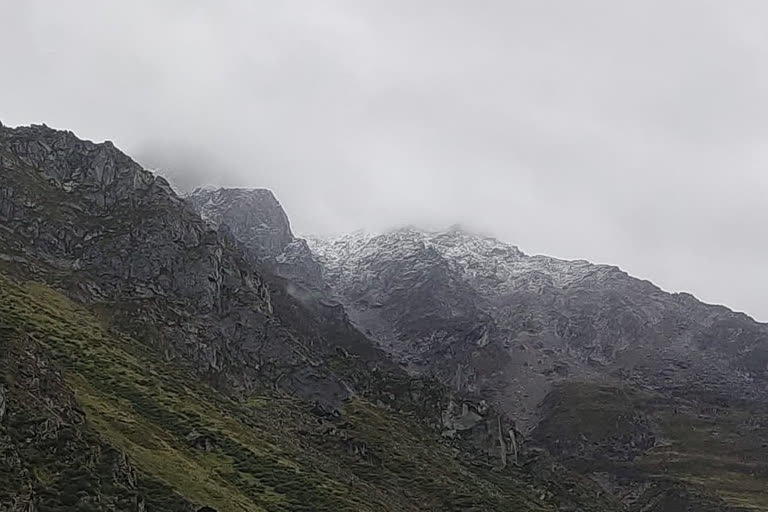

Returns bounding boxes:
[308,227,768,509]
[0,123,618,512]
[186,179,768,509]
[186,187,325,290]
[310,227,768,419]
[1,121,767,511]
[180,163,768,511]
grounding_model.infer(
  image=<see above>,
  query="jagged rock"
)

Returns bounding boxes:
[188,187,293,256]
[113,452,138,489]
[4,487,38,512]
[0,124,351,407]
[186,187,325,289]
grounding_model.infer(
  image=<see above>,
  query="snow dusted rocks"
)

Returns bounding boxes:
[310,226,768,428]
[309,226,622,295]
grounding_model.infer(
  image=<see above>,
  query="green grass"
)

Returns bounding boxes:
[534,381,768,510]
[0,272,558,511]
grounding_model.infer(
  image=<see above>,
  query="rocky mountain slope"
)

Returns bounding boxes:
[186,183,768,509]
[0,123,621,511]
[310,227,768,423]
[1,272,569,512]
[2,121,767,510]
[306,228,768,509]
[186,187,325,290]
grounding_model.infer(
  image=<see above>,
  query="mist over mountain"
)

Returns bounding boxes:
[5,2,768,322]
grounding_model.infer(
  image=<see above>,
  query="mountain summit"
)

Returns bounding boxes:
[186,186,325,289]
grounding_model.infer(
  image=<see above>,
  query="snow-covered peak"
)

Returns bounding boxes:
[309,226,617,293]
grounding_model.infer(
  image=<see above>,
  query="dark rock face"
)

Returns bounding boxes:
[0,126,269,312]
[187,187,293,258]
[187,186,325,289]
[0,124,345,407]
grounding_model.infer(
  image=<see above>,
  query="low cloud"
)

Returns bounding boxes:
[2,1,768,319]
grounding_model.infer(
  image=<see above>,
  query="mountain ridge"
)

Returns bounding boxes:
[308,225,751,313]
[2,122,767,510]
[2,122,601,511]
[186,179,768,508]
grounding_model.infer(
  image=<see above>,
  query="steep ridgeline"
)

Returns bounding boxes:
[186,187,325,290]
[0,123,329,403]
[0,123,618,511]
[310,227,768,509]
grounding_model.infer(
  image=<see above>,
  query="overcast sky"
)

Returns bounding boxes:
[2,1,768,320]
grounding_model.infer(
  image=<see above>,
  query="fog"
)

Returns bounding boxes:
[2,1,768,320]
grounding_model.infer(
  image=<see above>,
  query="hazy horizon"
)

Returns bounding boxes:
[3,1,768,321]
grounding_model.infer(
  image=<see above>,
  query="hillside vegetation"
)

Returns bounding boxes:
[0,272,559,511]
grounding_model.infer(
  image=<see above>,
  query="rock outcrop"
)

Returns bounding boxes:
[187,186,325,289]
[0,384,6,422]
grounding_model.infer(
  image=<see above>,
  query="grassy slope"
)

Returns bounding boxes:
[535,382,768,510]
[0,272,554,511]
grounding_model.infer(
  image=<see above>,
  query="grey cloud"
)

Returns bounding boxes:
[2,0,768,319]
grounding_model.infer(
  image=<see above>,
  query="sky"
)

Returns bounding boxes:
[2,1,768,320]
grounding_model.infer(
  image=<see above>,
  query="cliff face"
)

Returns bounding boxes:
[186,187,325,290]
